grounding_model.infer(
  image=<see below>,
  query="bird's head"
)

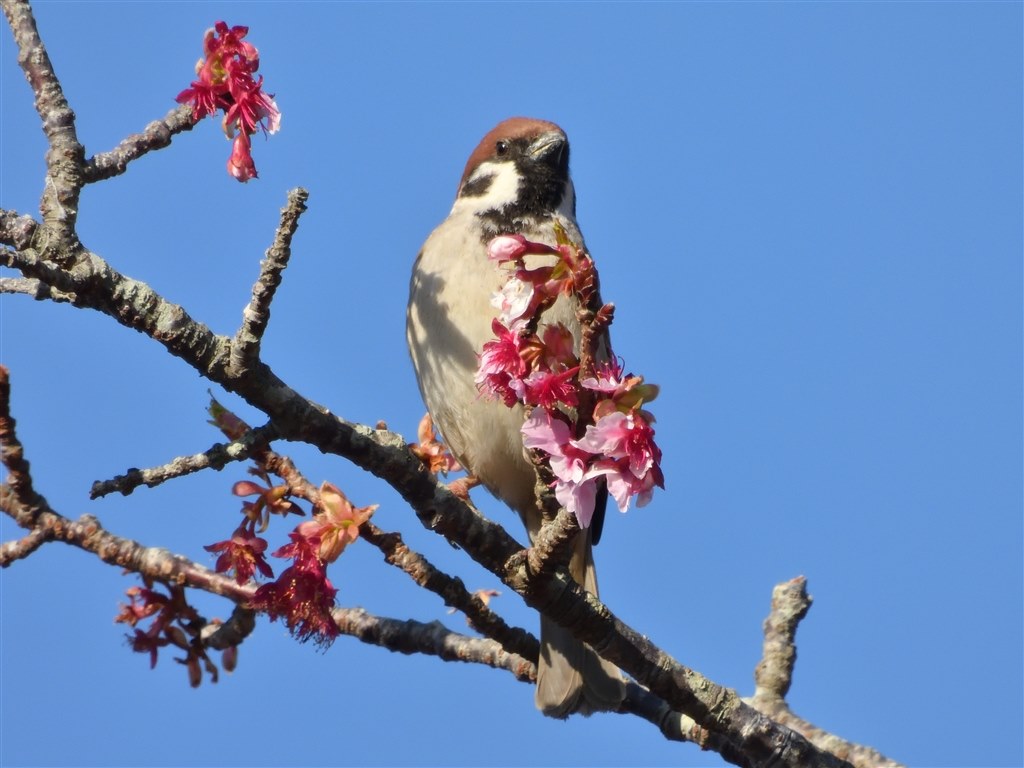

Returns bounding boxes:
[452,117,576,232]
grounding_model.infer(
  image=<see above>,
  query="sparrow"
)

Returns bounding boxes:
[406,117,625,717]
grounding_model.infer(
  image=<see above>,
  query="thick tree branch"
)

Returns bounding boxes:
[4,357,882,763]
[3,242,230,372]
[622,682,756,765]
[2,0,84,251]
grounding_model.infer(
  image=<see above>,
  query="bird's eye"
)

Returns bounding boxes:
[495,140,509,156]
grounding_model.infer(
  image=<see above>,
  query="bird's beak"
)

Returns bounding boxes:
[528,130,567,164]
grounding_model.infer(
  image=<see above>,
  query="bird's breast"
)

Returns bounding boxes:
[406,212,581,519]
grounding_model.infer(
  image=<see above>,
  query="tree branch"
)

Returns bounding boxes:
[2,0,84,251]
[82,105,196,183]
[622,682,755,766]
[361,522,540,663]
[249,438,541,663]
[0,479,532,677]
[523,506,582,581]
[0,526,52,565]
[0,364,530,679]
[2,227,851,765]
[332,607,536,680]
[0,275,76,303]
[754,576,812,701]
[90,423,280,499]
[230,188,309,376]
[0,208,38,249]
[0,365,45,510]
[746,577,905,768]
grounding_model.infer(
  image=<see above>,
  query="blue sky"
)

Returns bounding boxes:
[1,2,1021,766]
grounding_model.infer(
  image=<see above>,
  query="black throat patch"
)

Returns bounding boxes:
[475,151,571,238]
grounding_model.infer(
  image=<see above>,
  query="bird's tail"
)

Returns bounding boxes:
[535,531,625,718]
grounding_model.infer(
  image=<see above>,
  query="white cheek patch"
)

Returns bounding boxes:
[451,160,522,216]
[481,161,522,207]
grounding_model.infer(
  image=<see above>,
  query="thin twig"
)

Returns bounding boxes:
[754,576,812,701]
[747,577,905,768]
[260,449,318,499]
[0,275,75,302]
[0,365,43,506]
[230,188,309,376]
[361,522,540,662]
[83,105,196,183]
[90,423,279,499]
[332,607,536,680]
[0,527,52,566]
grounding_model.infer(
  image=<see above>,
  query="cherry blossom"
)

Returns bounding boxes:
[296,482,377,564]
[478,232,664,527]
[486,234,557,263]
[250,531,339,646]
[522,410,602,527]
[176,21,280,182]
[475,319,529,406]
[204,524,274,585]
[490,276,535,325]
[232,478,301,531]
[227,132,258,181]
[521,368,580,409]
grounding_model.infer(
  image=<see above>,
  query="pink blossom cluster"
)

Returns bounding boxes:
[176,21,281,181]
[205,520,274,586]
[115,582,231,686]
[205,479,375,647]
[249,530,340,647]
[478,233,664,528]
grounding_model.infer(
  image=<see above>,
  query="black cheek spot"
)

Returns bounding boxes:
[460,174,494,198]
